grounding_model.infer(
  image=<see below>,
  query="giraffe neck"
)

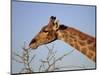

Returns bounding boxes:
[56,25,96,62]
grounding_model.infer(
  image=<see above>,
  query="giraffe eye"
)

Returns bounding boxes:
[43,30,49,33]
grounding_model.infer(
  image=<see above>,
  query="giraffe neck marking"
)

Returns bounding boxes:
[56,26,96,62]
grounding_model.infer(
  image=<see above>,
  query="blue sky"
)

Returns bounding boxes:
[12,1,96,73]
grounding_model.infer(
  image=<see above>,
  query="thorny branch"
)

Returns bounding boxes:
[12,43,85,74]
[39,45,74,72]
[12,43,35,73]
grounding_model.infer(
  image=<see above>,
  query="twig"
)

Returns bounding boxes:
[29,54,36,64]
[12,57,23,63]
[12,52,23,59]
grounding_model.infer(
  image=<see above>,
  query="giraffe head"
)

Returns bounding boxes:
[29,16,60,49]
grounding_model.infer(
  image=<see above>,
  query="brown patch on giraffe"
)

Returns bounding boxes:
[61,31,69,42]
[68,27,87,41]
[70,31,77,36]
[78,33,87,40]
[87,38,94,44]
[87,51,94,59]
[80,47,87,55]
[73,40,82,49]
[68,38,74,47]
[93,42,96,48]
[70,42,74,47]
[74,43,80,50]
[69,34,77,40]
[78,40,86,46]
[89,51,94,57]
[71,32,77,36]
[74,39,77,42]
[67,28,78,36]
[88,45,95,51]
[68,38,74,43]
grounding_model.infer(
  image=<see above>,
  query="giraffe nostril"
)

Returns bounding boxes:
[32,39,36,43]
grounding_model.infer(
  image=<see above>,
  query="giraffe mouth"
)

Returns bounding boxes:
[29,44,39,49]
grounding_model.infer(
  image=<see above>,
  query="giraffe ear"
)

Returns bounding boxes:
[53,20,59,31]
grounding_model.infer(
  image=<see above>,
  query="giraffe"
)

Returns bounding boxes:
[29,16,96,62]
